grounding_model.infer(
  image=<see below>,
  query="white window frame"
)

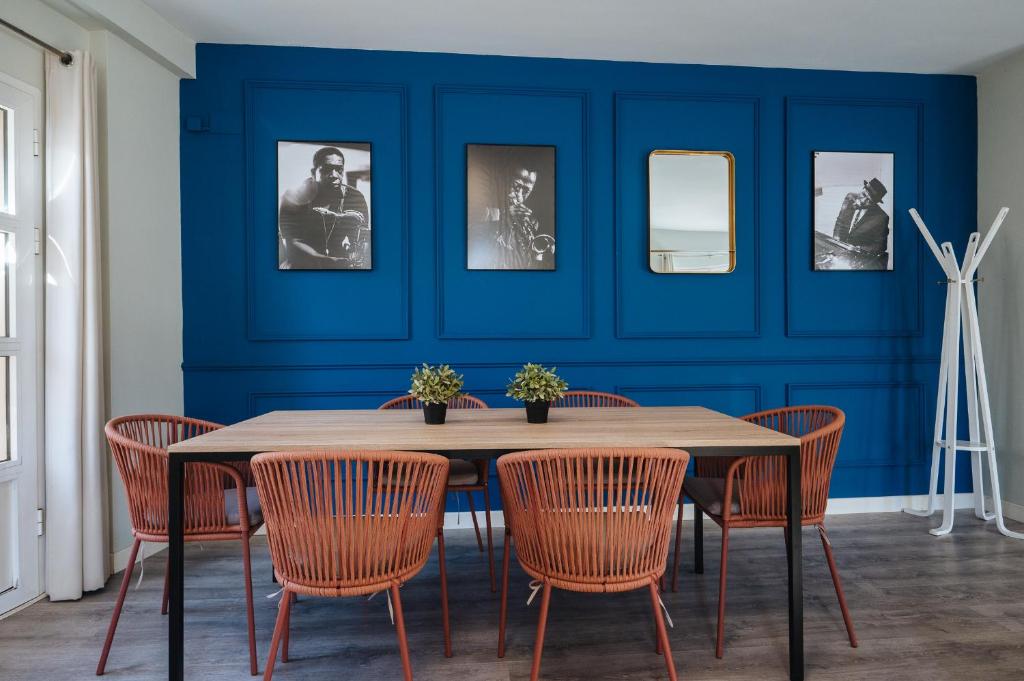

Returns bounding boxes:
[0,70,44,617]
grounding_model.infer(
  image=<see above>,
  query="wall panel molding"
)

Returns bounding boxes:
[616,383,762,414]
[243,79,411,341]
[434,84,591,339]
[784,96,926,338]
[184,354,941,373]
[786,380,927,468]
[613,91,761,338]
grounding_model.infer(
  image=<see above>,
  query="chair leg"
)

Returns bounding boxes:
[671,494,684,592]
[437,528,452,658]
[161,554,170,615]
[529,581,553,681]
[715,525,729,659]
[648,581,679,681]
[466,491,484,552]
[819,525,858,648]
[242,533,258,675]
[97,538,141,675]
[391,584,414,681]
[694,508,704,575]
[282,592,294,663]
[498,529,512,658]
[482,484,496,593]
[262,590,290,681]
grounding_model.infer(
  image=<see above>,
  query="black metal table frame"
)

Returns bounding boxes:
[167,444,803,680]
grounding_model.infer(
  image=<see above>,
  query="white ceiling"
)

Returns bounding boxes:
[141,0,1024,75]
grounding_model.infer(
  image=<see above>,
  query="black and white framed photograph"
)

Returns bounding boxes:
[813,151,894,271]
[466,143,556,270]
[277,141,372,270]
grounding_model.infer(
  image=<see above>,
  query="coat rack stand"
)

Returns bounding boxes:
[903,207,1023,538]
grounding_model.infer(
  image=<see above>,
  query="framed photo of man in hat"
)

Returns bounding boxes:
[812,151,894,271]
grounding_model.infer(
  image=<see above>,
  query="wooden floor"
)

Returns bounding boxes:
[3,510,1024,680]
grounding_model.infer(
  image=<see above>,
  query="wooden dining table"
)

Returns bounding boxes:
[166,406,804,680]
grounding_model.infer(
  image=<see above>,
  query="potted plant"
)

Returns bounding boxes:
[409,364,464,424]
[506,363,568,424]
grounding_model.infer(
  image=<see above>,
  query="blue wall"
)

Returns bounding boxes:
[180,44,977,503]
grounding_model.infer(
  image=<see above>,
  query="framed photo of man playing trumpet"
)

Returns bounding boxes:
[813,151,894,271]
[277,141,373,270]
[466,143,557,271]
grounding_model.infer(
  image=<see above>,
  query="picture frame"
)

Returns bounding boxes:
[277,140,373,270]
[812,150,894,271]
[465,143,557,271]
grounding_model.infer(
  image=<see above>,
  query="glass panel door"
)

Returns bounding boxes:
[0,73,41,616]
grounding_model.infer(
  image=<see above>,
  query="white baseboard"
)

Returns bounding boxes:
[105,492,980,573]
[994,497,1024,522]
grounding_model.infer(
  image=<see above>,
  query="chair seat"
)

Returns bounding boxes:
[683,476,739,517]
[447,459,480,486]
[225,487,263,526]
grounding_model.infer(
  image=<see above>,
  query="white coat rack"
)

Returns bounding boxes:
[903,207,1023,538]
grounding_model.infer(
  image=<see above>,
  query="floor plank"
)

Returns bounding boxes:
[2,510,1023,680]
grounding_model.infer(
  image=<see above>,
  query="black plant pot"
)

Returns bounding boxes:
[423,402,448,425]
[525,400,550,424]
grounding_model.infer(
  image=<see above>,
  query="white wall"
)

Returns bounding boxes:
[0,1,187,574]
[91,29,184,557]
[977,47,1024,511]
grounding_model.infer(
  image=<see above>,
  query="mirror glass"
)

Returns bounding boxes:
[648,150,735,273]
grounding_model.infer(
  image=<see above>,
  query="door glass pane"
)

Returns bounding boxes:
[0,107,8,214]
[0,232,8,338]
[0,357,8,463]
[0,481,14,594]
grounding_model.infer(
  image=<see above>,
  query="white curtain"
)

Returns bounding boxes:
[44,51,107,601]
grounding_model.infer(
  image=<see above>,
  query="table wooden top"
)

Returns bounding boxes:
[168,406,799,456]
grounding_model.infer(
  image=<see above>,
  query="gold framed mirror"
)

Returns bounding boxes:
[648,150,735,274]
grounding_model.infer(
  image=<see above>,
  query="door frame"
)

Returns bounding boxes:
[0,69,44,616]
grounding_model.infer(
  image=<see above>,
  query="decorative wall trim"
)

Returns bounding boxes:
[243,79,411,341]
[433,84,591,339]
[615,383,763,413]
[787,380,927,468]
[247,387,510,416]
[184,355,941,373]
[613,91,761,339]
[783,96,926,338]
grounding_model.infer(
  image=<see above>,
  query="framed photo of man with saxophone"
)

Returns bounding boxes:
[813,150,894,271]
[466,143,556,270]
[277,140,372,270]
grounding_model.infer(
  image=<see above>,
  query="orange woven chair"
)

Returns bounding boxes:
[674,405,856,658]
[552,390,639,408]
[497,448,690,681]
[100,415,261,676]
[380,394,497,592]
[252,450,449,681]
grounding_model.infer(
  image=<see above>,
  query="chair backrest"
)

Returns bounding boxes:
[378,394,489,410]
[105,414,236,537]
[497,448,689,591]
[251,450,449,595]
[552,391,639,408]
[737,405,845,522]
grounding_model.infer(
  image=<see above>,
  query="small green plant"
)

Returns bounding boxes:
[506,363,568,403]
[409,364,464,405]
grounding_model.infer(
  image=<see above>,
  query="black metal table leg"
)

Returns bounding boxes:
[694,508,704,574]
[786,444,804,681]
[168,457,185,681]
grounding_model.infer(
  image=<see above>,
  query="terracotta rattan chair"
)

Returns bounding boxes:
[497,448,690,681]
[673,405,856,658]
[251,450,449,681]
[552,390,640,408]
[100,415,261,676]
[380,394,497,592]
